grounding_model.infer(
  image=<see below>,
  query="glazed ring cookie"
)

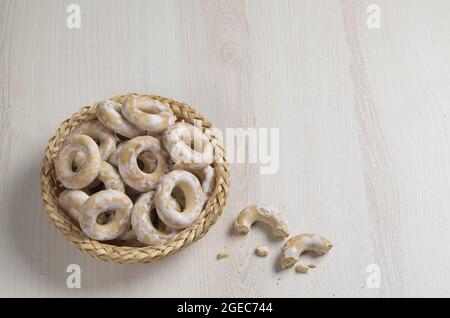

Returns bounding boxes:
[55,135,101,189]
[58,188,109,224]
[162,122,213,166]
[85,161,125,193]
[132,191,179,245]
[109,141,157,173]
[72,120,116,161]
[58,189,89,222]
[59,189,132,240]
[172,163,215,196]
[118,136,170,192]
[96,100,143,138]
[79,190,133,241]
[122,94,176,133]
[155,170,206,229]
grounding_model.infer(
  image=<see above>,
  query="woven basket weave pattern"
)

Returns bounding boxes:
[40,95,230,263]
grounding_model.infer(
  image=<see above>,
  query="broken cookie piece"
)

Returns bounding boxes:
[281,233,333,270]
[234,205,290,238]
[295,263,310,273]
[254,246,269,257]
[216,251,230,260]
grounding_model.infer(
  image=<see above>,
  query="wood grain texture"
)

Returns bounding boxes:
[1,0,450,297]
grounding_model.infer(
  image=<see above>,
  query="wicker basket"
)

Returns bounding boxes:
[40,94,230,263]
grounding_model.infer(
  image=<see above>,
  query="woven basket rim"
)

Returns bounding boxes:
[40,94,230,263]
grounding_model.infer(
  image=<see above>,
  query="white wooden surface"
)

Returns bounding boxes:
[1,0,450,298]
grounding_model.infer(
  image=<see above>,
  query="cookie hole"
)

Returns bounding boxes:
[137,157,156,173]
[97,211,115,225]
[137,152,157,173]
[149,208,170,233]
[171,187,186,211]
[137,158,145,170]
[149,208,160,228]
[71,161,81,172]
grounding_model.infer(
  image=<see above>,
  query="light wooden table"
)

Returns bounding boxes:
[1,0,450,298]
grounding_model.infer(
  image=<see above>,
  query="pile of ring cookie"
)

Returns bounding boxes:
[55,94,215,245]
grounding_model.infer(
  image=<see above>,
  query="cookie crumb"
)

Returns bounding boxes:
[254,246,269,257]
[295,263,309,273]
[216,251,230,260]
[308,263,316,269]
